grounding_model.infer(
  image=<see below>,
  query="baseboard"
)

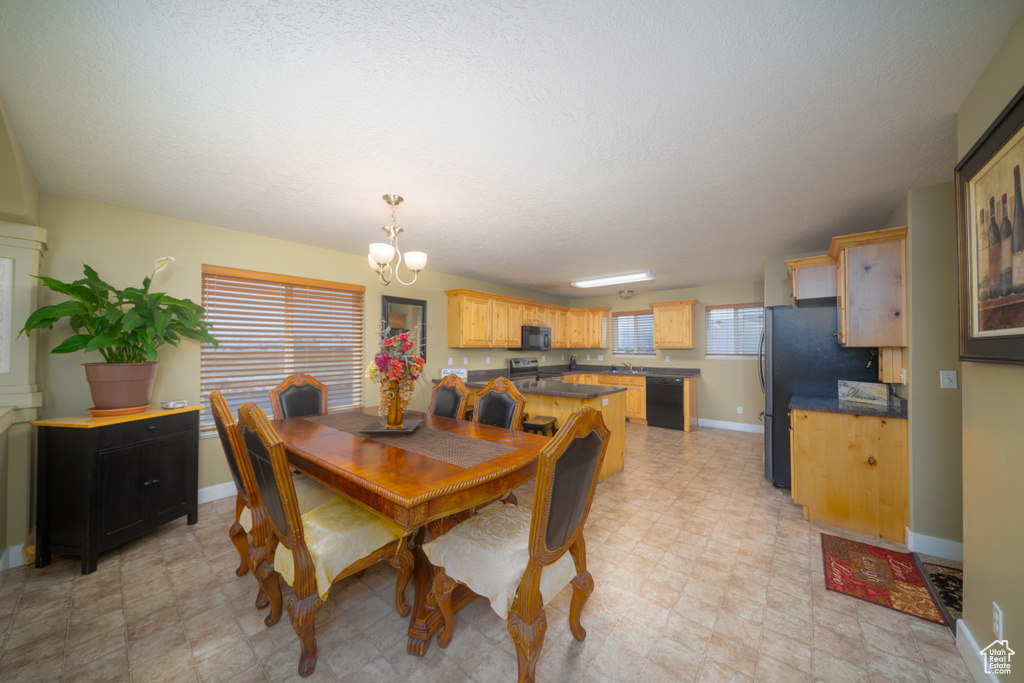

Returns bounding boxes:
[0,544,23,574]
[198,481,238,505]
[905,528,964,562]
[697,418,764,434]
[957,619,1000,683]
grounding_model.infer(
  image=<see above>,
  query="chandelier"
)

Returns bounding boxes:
[367,194,427,286]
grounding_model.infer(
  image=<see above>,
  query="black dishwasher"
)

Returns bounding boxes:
[646,376,685,430]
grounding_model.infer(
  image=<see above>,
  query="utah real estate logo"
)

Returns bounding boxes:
[981,639,1014,676]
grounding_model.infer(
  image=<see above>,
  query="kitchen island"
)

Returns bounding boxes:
[444,376,627,481]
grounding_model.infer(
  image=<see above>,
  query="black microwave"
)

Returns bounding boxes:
[520,325,551,351]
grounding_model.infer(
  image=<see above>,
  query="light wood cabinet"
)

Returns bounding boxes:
[790,408,907,542]
[508,303,523,339]
[650,299,696,349]
[446,290,493,347]
[878,347,906,384]
[568,310,588,347]
[491,298,510,347]
[552,310,568,348]
[785,255,837,301]
[595,374,646,423]
[829,227,907,347]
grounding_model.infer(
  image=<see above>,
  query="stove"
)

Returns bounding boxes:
[509,357,563,382]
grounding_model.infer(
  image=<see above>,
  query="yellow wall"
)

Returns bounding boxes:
[571,281,766,427]
[956,9,1024,671]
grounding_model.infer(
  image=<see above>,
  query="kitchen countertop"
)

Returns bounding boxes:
[434,376,626,399]
[561,365,700,379]
[789,395,907,419]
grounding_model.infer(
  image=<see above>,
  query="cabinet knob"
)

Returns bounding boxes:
[147,425,157,431]
[868,456,877,467]
[143,480,152,487]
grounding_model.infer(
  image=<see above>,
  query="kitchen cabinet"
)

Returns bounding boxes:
[552,309,568,348]
[828,227,907,347]
[790,408,907,542]
[878,347,906,384]
[566,308,608,348]
[785,255,837,302]
[492,298,510,347]
[508,302,523,338]
[446,290,493,347]
[523,304,542,326]
[32,407,200,574]
[595,374,646,423]
[650,299,696,349]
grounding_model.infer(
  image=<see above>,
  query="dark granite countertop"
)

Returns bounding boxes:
[789,395,907,419]
[567,365,700,379]
[436,376,625,398]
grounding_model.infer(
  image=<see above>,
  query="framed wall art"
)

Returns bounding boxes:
[956,80,1024,363]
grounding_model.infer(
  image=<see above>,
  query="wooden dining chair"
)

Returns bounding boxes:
[473,376,526,431]
[269,373,328,420]
[423,405,610,683]
[430,373,470,419]
[210,391,263,581]
[237,402,414,677]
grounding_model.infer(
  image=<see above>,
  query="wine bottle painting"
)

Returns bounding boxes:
[969,122,1024,335]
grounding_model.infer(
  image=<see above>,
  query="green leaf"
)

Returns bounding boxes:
[21,300,90,332]
[50,334,93,354]
[85,332,121,352]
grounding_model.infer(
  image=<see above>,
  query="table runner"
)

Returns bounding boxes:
[306,412,516,468]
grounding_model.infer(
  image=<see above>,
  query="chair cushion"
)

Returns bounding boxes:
[431,386,460,418]
[422,504,577,620]
[273,495,407,599]
[279,384,324,418]
[237,472,345,535]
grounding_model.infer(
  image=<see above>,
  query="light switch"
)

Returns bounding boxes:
[598,354,603,361]
[665,355,670,362]
[448,357,453,366]
[940,370,958,389]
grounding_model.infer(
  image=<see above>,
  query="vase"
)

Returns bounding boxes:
[83,361,159,413]
[383,380,405,430]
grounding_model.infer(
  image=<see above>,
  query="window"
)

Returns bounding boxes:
[199,265,365,433]
[612,311,655,356]
[705,303,764,357]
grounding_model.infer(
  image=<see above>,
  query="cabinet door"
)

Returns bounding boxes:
[100,444,148,543]
[651,301,695,348]
[568,311,587,347]
[509,303,523,340]
[553,310,568,348]
[523,304,541,325]
[588,311,605,348]
[150,432,194,525]
[843,240,906,347]
[461,294,492,347]
[492,299,510,347]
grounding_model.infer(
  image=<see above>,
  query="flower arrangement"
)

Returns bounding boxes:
[366,323,425,426]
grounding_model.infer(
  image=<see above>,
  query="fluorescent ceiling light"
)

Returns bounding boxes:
[571,271,656,288]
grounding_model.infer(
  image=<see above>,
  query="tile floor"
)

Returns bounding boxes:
[0,423,973,682]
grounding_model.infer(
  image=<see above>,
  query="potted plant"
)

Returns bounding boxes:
[366,322,425,429]
[20,257,218,414]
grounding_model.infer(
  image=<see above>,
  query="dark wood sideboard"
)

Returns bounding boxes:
[32,406,200,574]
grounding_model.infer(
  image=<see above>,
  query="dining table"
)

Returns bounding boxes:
[271,407,552,656]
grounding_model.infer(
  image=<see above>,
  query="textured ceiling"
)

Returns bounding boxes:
[1,0,1022,297]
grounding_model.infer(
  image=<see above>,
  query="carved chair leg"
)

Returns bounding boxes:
[228,521,249,577]
[501,492,518,505]
[287,591,324,678]
[507,601,547,683]
[568,537,592,641]
[388,538,414,617]
[431,568,458,648]
[259,569,283,627]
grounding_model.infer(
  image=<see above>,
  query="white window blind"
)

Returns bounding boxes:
[612,311,655,355]
[199,265,365,433]
[705,303,764,356]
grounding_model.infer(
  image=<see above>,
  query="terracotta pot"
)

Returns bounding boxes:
[83,362,159,411]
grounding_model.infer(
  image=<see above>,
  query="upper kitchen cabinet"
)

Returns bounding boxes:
[446,289,494,347]
[551,309,568,348]
[491,298,511,347]
[785,255,837,302]
[567,308,609,348]
[828,227,907,347]
[650,299,697,349]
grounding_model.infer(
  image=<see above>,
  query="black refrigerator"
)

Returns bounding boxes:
[759,305,877,488]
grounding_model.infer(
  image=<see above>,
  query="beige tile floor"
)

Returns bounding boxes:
[0,423,973,682]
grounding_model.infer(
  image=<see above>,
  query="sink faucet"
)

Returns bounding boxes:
[623,362,634,372]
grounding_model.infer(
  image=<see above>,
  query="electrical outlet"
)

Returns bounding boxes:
[486,356,490,364]
[586,354,591,360]
[993,602,1004,640]
[448,357,453,366]
[463,357,468,364]
[940,370,958,389]
[561,355,565,360]
[737,406,743,414]
[665,355,670,362]
[598,354,603,361]
[541,355,545,362]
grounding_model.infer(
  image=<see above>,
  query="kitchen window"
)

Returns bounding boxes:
[199,265,365,434]
[705,303,764,357]
[612,311,655,356]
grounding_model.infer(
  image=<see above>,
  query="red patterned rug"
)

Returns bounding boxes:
[820,533,947,625]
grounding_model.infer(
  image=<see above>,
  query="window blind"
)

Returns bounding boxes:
[199,265,365,433]
[705,303,764,356]
[612,311,655,355]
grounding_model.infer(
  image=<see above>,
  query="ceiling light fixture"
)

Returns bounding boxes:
[367,194,427,286]
[619,290,634,299]
[570,271,655,289]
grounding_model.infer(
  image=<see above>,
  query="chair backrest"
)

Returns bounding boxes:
[528,406,610,565]
[210,391,258,509]
[474,377,526,431]
[430,374,470,419]
[269,373,328,420]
